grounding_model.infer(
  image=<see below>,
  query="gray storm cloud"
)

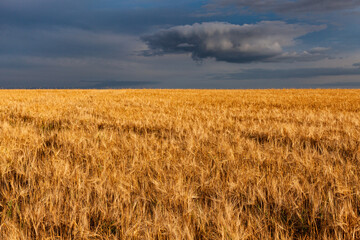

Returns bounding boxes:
[209,0,360,13]
[216,67,360,80]
[141,21,326,63]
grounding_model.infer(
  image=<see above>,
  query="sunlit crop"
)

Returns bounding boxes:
[0,89,359,239]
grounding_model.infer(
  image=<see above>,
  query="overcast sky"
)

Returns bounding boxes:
[0,0,360,89]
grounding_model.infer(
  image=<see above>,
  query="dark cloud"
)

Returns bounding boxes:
[0,27,140,58]
[208,0,360,14]
[0,0,357,89]
[0,1,200,35]
[313,81,360,88]
[265,47,331,62]
[212,67,360,80]
[277,0,360,13]
[353,62,360,68]
[142,21,326,63]
[80,80,159,89]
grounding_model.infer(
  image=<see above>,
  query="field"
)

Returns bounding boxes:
[0,89,359,239]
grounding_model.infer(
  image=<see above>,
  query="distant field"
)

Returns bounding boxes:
[0,90,359,239]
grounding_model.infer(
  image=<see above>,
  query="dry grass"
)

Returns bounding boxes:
[0,89,359,239]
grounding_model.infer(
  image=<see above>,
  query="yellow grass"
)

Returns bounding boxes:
[0,89,359,239]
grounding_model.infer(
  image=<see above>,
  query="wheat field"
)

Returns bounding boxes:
[0,89,359,239]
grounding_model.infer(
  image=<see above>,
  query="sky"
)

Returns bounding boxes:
[0,0,360,89]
